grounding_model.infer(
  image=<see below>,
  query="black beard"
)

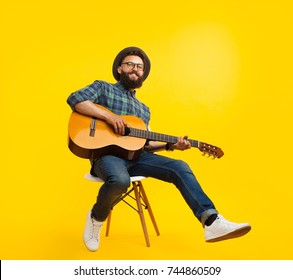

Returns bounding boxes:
[120,71,144,89]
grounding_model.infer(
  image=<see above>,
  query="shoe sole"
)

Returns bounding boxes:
[206,225,251,242]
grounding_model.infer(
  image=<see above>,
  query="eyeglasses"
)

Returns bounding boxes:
[121,61,144,71]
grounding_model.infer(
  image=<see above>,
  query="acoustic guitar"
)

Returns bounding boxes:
[68,105,224,160]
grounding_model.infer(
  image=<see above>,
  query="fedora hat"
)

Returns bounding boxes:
[112,46,151,81]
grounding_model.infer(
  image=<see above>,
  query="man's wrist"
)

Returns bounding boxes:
[165,143,174,151]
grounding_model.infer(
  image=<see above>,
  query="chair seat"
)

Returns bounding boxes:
[84,173,146,183]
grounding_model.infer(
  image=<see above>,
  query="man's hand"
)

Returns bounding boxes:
[171,136,191,151]
[74,100,127,135]
[105,113,127,135]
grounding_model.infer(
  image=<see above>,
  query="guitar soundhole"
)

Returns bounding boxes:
[124,127,131,136]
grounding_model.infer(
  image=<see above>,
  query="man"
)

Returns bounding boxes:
[67,46,251,252]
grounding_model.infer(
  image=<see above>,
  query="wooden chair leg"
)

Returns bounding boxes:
[106,210,112,237]
[104,180,159,246]
[133,182,151,247]
[137,181,160,236]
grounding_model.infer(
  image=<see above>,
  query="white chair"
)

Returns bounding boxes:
[84,173,160,247]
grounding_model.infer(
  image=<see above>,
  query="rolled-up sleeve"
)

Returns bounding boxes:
[67,81,102,110]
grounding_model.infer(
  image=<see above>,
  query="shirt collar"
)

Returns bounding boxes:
[115,81,136,96]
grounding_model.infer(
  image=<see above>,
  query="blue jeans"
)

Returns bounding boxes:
[91,151,218,226]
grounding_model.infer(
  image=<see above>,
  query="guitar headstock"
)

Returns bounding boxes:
[198,142,224,159]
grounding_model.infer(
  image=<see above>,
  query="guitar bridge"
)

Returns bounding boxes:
[89,117,96,137]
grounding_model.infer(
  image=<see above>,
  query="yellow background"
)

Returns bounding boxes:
[1,0,292,260]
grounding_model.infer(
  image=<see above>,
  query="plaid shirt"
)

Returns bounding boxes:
[67,81,151,126]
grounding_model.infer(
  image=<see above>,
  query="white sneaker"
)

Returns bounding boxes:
[204,214,251,242]
[83,210,103,251]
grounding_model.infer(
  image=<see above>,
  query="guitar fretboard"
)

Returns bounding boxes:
[128,127,199,148]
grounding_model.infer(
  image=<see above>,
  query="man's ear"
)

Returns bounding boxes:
[117,66,122,74]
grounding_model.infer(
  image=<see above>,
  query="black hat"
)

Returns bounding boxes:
[112,46,151,81]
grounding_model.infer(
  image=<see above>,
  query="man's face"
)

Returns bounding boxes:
[118,55,144,89]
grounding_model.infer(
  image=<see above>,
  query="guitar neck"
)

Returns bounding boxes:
[128,127,199,148]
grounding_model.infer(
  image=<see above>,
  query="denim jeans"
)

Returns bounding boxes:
[91,151,218,226]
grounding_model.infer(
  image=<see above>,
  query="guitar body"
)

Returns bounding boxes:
[68,111,147,160]
[68,105,224,160]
